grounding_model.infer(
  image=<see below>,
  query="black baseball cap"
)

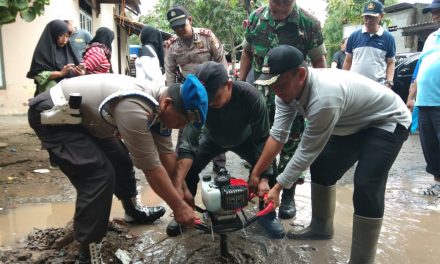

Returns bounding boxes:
[194,61,229,102]
[423,0,440,14]
[254,45,304,86]
[167,5,189,28]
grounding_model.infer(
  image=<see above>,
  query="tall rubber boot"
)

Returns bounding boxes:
[278,185,297,219]
[78,242,103,264]
[287,183,336,239]
[348,215,383,264]
[121,197,165,224]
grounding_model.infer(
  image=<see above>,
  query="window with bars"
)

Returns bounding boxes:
[79,0,92,33]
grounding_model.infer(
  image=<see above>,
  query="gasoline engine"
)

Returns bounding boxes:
[195,174,274,258]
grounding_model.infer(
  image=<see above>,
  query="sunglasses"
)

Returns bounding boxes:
[172,24,186,31]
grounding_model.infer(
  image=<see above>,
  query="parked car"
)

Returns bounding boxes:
[392,52,421,102]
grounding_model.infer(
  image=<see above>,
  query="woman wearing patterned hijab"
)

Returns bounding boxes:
[82,27,115,74]
[135,26,165,86]
[27,19,82,95]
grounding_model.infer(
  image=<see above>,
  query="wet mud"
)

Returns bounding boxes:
[1,116,440,263]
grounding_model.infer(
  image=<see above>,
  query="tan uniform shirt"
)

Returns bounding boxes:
[164,27,228,85]
[60,74,174,170]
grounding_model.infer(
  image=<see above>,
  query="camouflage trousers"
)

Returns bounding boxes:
[260,86,305,179]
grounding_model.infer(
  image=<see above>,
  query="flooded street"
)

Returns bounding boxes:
[0,117,439,263]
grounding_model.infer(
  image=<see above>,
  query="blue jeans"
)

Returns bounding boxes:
[310,124,409,218]
[411,106,419,134]
[418,106,440,179]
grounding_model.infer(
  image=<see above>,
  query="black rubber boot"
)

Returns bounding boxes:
[166,218,186,237]
[257,211,285,239]
[78,242,103,264]
[121,197,165,224]
[287,183,336,240]
[348,215,383,264]
[278,185,297,219]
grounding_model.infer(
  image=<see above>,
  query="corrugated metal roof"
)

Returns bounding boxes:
[99,0,141,15]
[384,2,414,13]
[114,14,172,40]
[399,21,435,30]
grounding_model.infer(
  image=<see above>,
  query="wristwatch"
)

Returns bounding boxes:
[385,80,394,86]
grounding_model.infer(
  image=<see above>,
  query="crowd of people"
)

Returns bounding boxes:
[24,0,440,263]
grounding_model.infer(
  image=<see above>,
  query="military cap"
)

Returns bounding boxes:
[167,5,189,28]
[423,0,440,13]
[254,45,304,86]
[362,1,384,17]
[181,74,208,128]
[194,61,229,102]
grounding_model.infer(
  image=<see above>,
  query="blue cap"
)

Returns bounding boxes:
[362,1,384,17]
[181,74,208,128]
[423,0,440,14]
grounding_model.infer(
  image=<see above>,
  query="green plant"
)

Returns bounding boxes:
[0,0,50,25]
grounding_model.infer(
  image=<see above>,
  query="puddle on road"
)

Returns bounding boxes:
[0,136,439,263]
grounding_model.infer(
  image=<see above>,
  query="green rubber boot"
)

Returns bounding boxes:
[287,183,336,240]
[348,215,383,264]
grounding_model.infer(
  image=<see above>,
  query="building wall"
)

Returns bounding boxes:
[0,0,124,115]
[92,4,120,74]
[387,9,416,53]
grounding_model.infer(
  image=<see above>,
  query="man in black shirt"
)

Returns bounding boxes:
[167,61,285,239]
[331,38,347,69]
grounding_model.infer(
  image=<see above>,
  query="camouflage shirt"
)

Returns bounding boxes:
[165,27,228,85]
[243,4,326,75]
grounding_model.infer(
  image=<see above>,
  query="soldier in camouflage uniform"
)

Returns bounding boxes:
[239,0,326,219]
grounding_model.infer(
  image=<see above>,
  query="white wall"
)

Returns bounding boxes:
[92,4,120,74]
[387,10,415,53]
[0,0,79,115]
[0,0,122,115]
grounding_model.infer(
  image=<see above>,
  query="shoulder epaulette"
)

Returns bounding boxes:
[165,36,178,49]
[198,28,212,37]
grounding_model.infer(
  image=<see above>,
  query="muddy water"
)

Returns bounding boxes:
[1,135,440,263]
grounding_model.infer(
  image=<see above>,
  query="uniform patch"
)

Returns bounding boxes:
[195,41,204,49]
[149,121,172,137]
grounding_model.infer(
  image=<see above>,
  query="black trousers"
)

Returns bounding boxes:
[185,135,276,197]
[310,125,409,218]
[28,95,137,244]
[418,106,440,179]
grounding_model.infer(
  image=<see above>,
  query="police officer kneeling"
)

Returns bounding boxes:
[28,74,207,263]
[250,45,411,263]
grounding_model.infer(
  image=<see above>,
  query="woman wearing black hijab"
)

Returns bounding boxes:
[27,19,83,96]
[82,27,115,74]
[135,26,165,85]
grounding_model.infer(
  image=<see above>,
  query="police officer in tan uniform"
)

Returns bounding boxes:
[28,74,208,263]
[165,5,228,85]
[165,5,230,177]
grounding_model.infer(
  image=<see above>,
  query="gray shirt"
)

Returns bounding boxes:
[271,68,411,188]
[70,28,92,61]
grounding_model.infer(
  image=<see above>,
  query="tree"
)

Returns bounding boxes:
[323,0,398,65]
[0,0,50,25]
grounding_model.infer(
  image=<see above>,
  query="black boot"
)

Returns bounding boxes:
[278,185,297,219]
[121,197,165,224]
[257,211,285,239]
[78,242,103,264]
